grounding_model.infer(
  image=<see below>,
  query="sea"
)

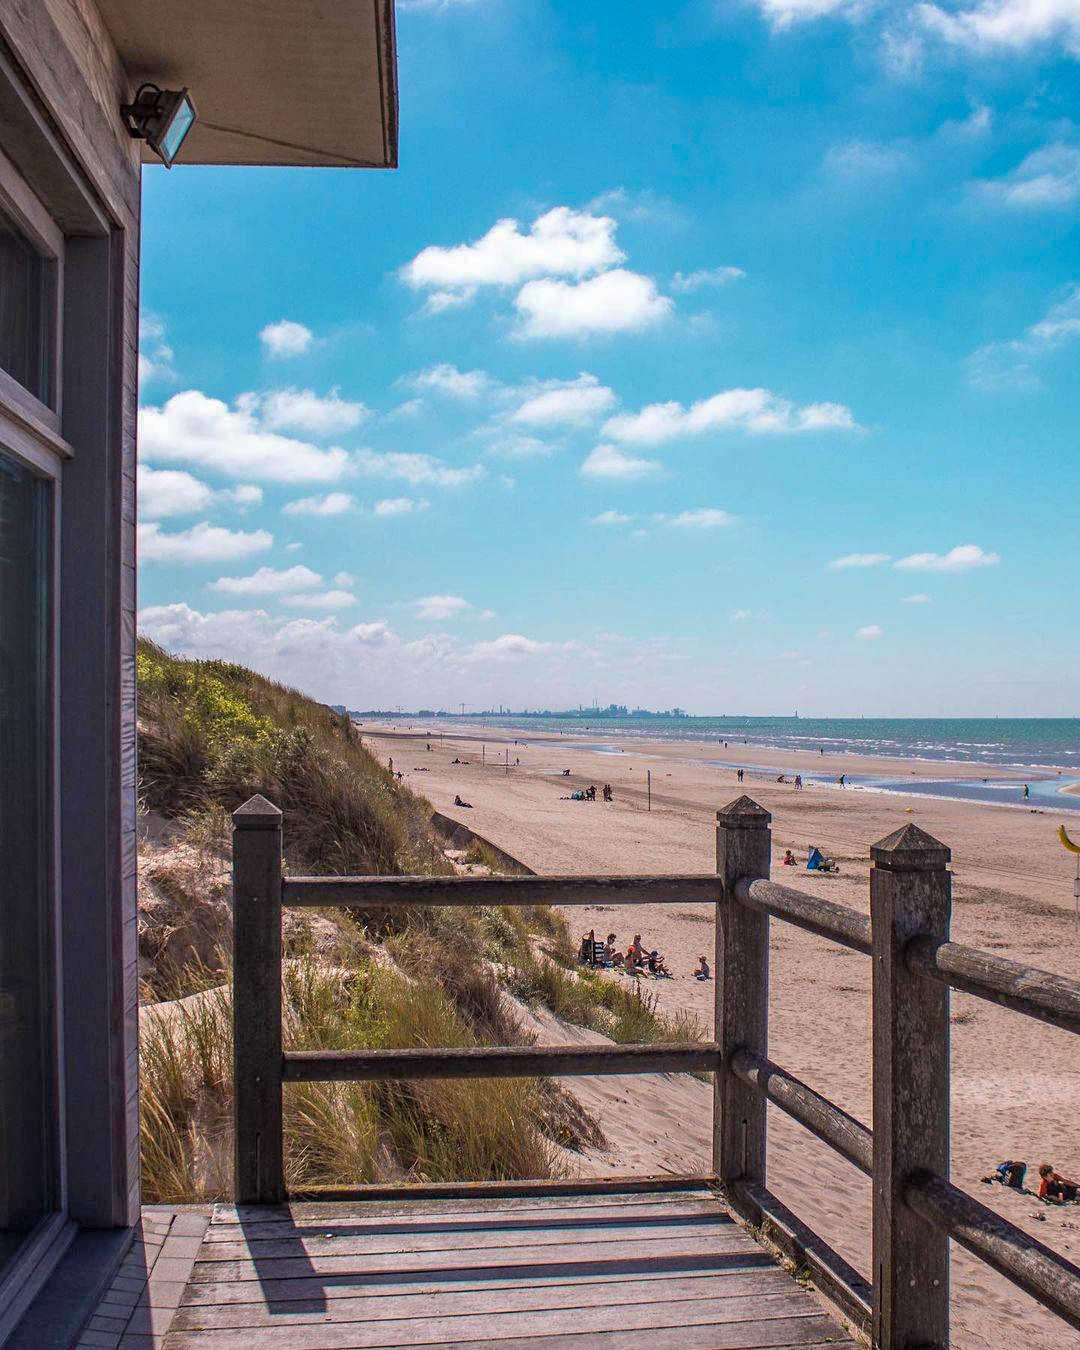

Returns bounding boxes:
[429,715,1080,812]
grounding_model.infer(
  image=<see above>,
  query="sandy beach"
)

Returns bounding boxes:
[365,721,1080,1349]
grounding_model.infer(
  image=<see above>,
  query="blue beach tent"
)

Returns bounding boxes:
[807,847,825,871]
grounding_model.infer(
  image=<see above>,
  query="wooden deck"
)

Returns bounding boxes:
[142,1189,858,1350]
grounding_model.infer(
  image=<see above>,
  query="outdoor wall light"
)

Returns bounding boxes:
[121,84,197,168]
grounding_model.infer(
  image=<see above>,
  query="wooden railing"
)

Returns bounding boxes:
[231,792,1080,1347]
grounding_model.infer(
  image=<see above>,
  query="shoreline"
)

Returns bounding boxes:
[361,719,1080,814]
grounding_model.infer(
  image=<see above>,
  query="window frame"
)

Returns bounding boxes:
[0,155,69,1332]
[0,142,64,434]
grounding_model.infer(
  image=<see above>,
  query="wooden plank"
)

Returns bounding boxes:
[284,1042,719,1083]
[210,1189,718,1223]
[191,1218,744,1262]
[284,1176,717,1203]
[283,874,720,909]
[188,1234,768,1284]
[232,796,285,1205]
[906,1171,1080,1332]
[180,1251,781,1308]
[714,798,772,1188]
[171,1270,796,1329]
[729,1050,872,1175]
[164,1296,830,1348]
[201,1200,735,1239]
[738,879,872,955]
[905,935,1080,1035]
[870,824,952,1349]
[377,1334,857,1350]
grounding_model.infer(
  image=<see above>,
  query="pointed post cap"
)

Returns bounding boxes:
[871,822,949,870]
[232,794,283,830]
[717,796,772,827]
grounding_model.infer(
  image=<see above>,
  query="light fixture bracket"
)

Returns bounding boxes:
[121,83,197,168]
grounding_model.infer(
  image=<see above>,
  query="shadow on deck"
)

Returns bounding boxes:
[82,1190,859,1349]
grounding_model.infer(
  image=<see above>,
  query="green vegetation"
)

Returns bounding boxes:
[136,639,698,1202]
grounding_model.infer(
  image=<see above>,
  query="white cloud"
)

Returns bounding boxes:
[590,510,634,525]
[468,633,572,661]
[255,388,367,436]
[514,269,672,339]
[904,593,931,603]
[481,432,552,459]
[401,206,623,295]
[977,144,1080,210]
[373,496,431,516]
[917,0,1080,58]
[730,609,753,621]
[604,387,858,444]
[138,466,263,519]
[671,267,745,292]
[138,315,175,385]
[509,373,617,426]
[355,449,486,488]
[260,320,313,357]
[824,139,912,180]
[420,288,478,315]
[856,624,884,640]
[285,590,356,610]
[827,552,892,569]
[139,391,350,482]
[282,492,355,517]
[579,444,661,480]
[408,363,492,399]
[752,0,859,29]
[894,544,1000,572]
[333,571,355,588]
[138,521,273,564]
[413,594,472,621]
[968,282,1080,388]
[211,565,322,595]
[666,508,735,528]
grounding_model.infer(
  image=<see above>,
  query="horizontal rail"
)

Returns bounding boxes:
[286,1175,719,1203]
[906,1171,1080,1332]
[284,873,721,908]
[736,878,872,954]
[906,936,1080,1036]
[729,1049,872,1176]
[283,1041,722,1083]
[730,1179,872,1336]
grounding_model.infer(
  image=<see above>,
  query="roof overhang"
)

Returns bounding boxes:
[97,0,397,168]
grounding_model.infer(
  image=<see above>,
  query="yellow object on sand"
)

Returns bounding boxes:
[1059,825,1080,855]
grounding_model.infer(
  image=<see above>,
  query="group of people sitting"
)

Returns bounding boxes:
[576,930,713,981]
[563,783,614,802]
[983,1160,1079,1204]
[578,930,673,977]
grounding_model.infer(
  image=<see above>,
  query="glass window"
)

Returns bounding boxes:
[0,448,55,1270]
[0,204,56,407]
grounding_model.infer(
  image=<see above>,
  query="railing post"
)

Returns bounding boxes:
[714,796,772,1189]
[871,824,952,1349]
[233,794,284,1205]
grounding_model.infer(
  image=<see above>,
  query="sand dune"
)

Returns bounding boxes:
[367,722,1080,1349]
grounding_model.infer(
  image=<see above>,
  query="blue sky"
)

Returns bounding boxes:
[136,0,1080,716]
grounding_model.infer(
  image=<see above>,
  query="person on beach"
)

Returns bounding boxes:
[647,950,671,977]
[783,849,797,866]
[838,774,846,788]
[695,955,711,980]
[604,934,623,967]
[454,794,473,808]
[631,935,645,962]
[1038,1164,1078,1203]
[736,768,744,783]
[794,775,803,791]
[1023,784,1030,800]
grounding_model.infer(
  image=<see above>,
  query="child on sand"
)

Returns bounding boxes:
[1038,1163,1079,1203]
[695,956,710,980]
